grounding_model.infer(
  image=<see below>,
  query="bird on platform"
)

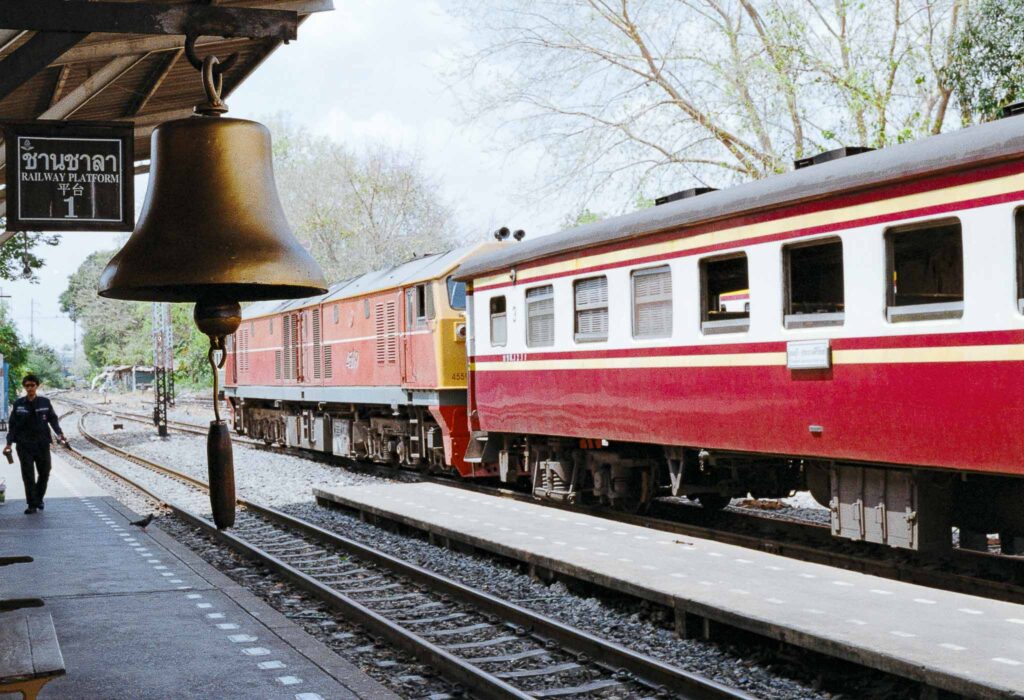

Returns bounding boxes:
[130,513,155,530]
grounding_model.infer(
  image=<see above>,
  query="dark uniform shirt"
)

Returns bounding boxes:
[6,396,62,447]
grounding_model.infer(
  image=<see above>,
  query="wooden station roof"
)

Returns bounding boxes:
[0,0,332,222]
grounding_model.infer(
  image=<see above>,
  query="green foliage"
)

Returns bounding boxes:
[24,342,66,390]
[58,250,212,391]
[0,229,61,282]
[946,0,1024,123]
[561,208,605,229]
[0,304,28,405]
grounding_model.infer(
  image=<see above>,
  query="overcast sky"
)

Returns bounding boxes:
[12,0,561,356]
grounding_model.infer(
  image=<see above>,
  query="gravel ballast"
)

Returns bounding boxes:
[67,407,926,699]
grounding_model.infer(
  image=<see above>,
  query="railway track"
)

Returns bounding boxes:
[61,397,1024,609]
[65,411,748,700]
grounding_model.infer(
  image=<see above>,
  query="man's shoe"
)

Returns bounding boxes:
[36,502,43,510]
[24,507,36,514]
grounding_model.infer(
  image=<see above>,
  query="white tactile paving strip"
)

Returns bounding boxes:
[53,466,326,700]
[320,482,1024,697]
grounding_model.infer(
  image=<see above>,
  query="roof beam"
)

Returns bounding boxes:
[0,54,147,172]
[43,53,148,120]
[125,49,181,118]
[49,64,70,108]
[0,31,87,103]
[0,2,298,41]
[0,29,26,53]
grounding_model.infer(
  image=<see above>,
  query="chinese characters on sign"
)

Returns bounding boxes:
[3,121,134,232]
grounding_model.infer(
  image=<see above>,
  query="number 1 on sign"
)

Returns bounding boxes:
[63,196,78,218]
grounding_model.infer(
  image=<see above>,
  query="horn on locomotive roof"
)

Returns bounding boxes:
[793,146,874,170]
[1001,101,1024,118]
[654,187,717,206]
[513,229,526,241]
[494,226,511,241]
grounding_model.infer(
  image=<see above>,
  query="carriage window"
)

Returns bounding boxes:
[333,304,340,324]
[885,220,963,322]
[1016,210,1024,314]
[701,254,749,334]
[447,276,467,310]
[490,296,507,347]
[526,285,555,347]
[632,266,672,338]
[784,239,844,328]
[574,276,608,342]
[268,318,273,334]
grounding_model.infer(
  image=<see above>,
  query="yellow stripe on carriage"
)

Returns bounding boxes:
[469,343,1024,372]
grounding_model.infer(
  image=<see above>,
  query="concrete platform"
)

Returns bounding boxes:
[317,482,1024,700]
[0,451,397,700]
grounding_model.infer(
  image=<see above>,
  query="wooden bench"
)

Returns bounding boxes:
[0,611,65,699]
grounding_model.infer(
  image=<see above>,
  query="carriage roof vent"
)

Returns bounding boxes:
[654,187,717,206]
[794,146,874,170]
[1001,101,1024,118]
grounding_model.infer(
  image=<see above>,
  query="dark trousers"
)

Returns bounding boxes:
[17,444,52,507]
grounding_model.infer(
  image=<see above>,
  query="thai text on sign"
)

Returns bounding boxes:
[3,121,134,232]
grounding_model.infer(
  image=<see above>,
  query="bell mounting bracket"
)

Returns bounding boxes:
[184,34,237,116]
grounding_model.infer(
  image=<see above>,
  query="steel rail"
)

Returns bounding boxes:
[61,397,1024,607]
[69,412,749,700]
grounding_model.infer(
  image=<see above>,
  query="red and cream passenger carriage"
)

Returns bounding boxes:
[456,116,1024,551]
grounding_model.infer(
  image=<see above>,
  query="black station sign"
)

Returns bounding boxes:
[3,120,134,232]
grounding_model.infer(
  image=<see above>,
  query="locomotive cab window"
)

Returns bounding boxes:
[784,239,844,328]
[574,276,608,342]
[447,276,467,310]
[405,284,435,330]
[526,285,555,347]
[701,254,749,334]
[885,220,963,322]
[632,266,673,339]
[490,296,507,347]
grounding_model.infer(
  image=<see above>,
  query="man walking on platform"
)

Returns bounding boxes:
[3,375,67,514]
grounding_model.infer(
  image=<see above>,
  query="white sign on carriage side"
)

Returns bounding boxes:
[786,338,831,370]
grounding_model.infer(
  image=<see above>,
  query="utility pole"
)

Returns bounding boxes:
[29,298,34,344]
[152,302,173,437]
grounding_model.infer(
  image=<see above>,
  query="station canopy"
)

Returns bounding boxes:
[0,0,332,238]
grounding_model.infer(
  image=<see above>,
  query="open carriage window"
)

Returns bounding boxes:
[885,219,963,322]
[490,296,507,347]
[701,254,749,334]
[784,238,844,328]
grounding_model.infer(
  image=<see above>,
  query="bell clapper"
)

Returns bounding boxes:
[196,300,241,530]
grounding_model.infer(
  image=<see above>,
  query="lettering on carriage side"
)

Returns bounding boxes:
[787,339,832,370]
[502,353,528,362]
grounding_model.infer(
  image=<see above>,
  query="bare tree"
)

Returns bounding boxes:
[267,117,464,281]
[451,0,968,206]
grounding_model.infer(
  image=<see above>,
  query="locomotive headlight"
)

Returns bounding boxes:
[455,323,467,342]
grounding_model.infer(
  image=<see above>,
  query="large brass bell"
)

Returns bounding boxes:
[98,45,326,529]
